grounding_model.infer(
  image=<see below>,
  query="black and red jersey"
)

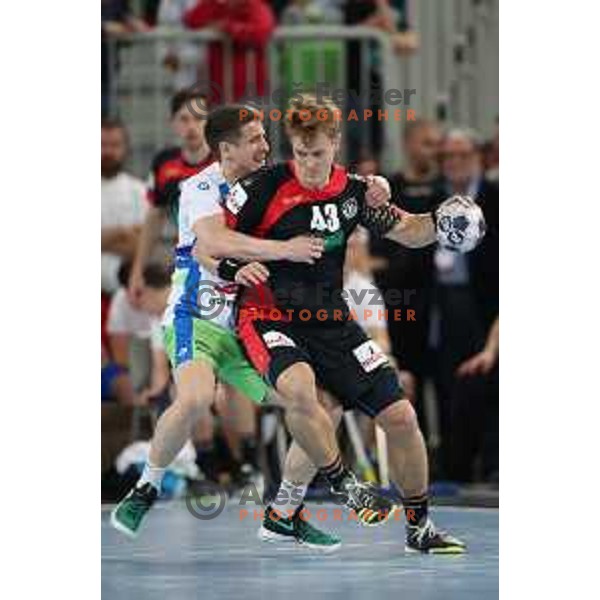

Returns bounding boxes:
[225,162,398,325]
[147,147,214,222]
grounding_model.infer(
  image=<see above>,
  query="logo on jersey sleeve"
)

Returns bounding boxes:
[226,185,248,215]
[263,331,297,349]
[197,180,210,191]
[341,197,358,220]
[352,340,388,373]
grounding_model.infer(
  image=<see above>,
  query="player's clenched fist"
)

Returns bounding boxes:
[235,262,270,287]
[284,235,325,263]
[364,175,391,208]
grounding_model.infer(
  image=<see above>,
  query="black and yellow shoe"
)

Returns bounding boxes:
[405,518,466,554]
[331,470,396,526]
[258,505,342,553]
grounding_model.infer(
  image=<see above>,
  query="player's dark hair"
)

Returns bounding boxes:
[170,89,208,117]
[143,263,172,289]
[205,105,259,157]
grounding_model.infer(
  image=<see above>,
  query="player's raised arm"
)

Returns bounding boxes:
[359,201,435,248]
[357,174,435,247]
[384,208,437,248]
[361,193,485,252]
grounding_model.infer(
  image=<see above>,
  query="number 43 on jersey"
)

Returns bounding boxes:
[310,204,340,233]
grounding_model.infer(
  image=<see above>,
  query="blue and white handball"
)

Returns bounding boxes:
[435,195,486,253]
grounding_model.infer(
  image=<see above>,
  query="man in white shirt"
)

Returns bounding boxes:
[101,118,147,294]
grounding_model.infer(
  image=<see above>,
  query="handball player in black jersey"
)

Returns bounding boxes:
[198,97,472,553]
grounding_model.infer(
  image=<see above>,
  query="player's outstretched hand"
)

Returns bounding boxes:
[284,235,324,264]
[235,262,270,287]
[365,175,391,207]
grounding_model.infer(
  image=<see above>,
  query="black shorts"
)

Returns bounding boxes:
[238,317,404,417]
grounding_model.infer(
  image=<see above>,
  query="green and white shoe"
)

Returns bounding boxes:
[258,505,341,553]
[110,483,158,538]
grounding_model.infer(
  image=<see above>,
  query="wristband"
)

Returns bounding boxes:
[217,258,245,282]
[360,203,402,237]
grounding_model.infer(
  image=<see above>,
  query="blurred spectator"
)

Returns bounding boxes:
[128,90,212,304]
[282,0,342,24]
[157,0,204,89]
[371,119,443,439]
[343,0,418,161]
[102,118,147,351]
[141,0,162,25]
[344,228,416,466]
[457,317,499,378]
[344,228,389,355]
[106,284,154,391]
[433,127,499,483]
[101,119,147,296]
[354,154,379,177]
[183,0,276,102]
[136,264,173,408]
[346,0,418,52]
[102,0,151,115]
[280,0,344,111]
[482,117,499,181]
[101,344,138,405]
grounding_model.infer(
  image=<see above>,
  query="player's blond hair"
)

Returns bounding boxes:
[284,94,342,143]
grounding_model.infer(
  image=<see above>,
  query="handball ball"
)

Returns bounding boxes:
[436,195,486,253]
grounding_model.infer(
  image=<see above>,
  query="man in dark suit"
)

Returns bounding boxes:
[433,128,499,483]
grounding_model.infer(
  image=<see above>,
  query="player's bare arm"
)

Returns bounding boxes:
[384,209,437,248]
[192,212,324,264]
[364,193,485,250]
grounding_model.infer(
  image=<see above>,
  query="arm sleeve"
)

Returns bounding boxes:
[356,183,402,237]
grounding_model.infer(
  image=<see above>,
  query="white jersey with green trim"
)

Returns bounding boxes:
[162,162,238,331]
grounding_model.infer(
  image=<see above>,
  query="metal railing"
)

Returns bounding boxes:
[405,0,499,131]
[105,26,405,175]
[104,5,498,178]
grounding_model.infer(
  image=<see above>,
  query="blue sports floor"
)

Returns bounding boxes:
[102,502,498,600]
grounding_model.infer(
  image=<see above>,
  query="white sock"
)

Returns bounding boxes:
[272,480,308,517]
[137,462,166,492]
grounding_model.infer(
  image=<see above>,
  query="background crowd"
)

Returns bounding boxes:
[101,0,499,503]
